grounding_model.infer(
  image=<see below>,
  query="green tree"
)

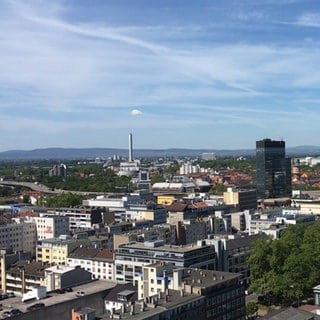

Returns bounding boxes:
[246,301,258,319]
[22,195,30,204]
[45,193,84,208]
[209,184,227,194]
[248,222,319,304]
[247,237,273,294]
[151,175,165,184]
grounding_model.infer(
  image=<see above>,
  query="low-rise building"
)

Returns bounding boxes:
[104,283,138,313]
[6,260,93,295]
[136,262,246,320]
[0,249,32,293]
[36,235,90,265]
[104,281,206,320]
[47,207,103,232]
[44,264,92,291]
[6,260,50,295]
[223,188,257,211]
[67,247,114,281]
[114,240,216,283]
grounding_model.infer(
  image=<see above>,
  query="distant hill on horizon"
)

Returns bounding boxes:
[0,145,319,160]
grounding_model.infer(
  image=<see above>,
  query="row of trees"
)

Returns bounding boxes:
[248,220,320,304]
[41,193,84,208]
[39,168,131,193]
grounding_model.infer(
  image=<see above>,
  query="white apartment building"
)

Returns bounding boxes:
[83,193,155,223]
[179,163,200,175]
[46,208,103,232]
[32,214,69,240]
[137,262,175,299]
[67,247,114,281]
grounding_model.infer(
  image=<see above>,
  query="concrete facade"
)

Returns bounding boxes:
[0,222,37,256]
[223,188,257,211]
[114,240,216,283]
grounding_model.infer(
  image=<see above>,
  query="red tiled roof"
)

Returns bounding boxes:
[193,201,208,209]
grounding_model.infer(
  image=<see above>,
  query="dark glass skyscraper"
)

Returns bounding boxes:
[256,139,291,199]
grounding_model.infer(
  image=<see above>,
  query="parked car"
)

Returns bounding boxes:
[55,288,66,294]
[1,308,22,319]
[0,294,8,301]
[10,309,22,316]
[65,287,73,292]
[27,303,45,311]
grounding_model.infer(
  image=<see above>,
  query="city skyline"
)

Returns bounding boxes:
[1,0,320,151]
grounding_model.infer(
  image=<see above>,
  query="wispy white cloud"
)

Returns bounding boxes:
[0,0,320,149]
[296,13,320,27]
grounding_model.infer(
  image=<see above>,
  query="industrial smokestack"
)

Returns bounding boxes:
[129,133,133,162]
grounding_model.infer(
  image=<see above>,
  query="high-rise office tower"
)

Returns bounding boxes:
[256,139,291,199]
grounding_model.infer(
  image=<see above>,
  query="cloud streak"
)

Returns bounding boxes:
[0,0,320,149]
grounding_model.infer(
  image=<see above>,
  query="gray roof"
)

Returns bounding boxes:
[182,268,240,288]
[119,241,210,253]
[225,233,266,250]
[261,307,318,320]
[104,283,138,303]
[102,289,204,320]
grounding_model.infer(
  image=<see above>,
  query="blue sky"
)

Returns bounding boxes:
[1,0,320,151]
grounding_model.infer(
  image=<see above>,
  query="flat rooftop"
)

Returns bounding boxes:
[98,289,204,320]
[182,268,240,288]
[119,242,209,253]
[0,280,117,318]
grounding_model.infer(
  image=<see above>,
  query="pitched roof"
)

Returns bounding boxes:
[167,202,188,212]
[68,247,114,261]
[225,234,266,250]
[104,283,138,303]
[7,260,51,278]
[193,201,208,209]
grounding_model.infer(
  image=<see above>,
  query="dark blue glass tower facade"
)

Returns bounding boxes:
[256,139,291,199]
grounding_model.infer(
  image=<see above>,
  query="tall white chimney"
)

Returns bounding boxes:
[129,133,133,162]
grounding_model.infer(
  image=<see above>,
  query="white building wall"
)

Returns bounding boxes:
[67,257,114,281]
[33,216,69,240]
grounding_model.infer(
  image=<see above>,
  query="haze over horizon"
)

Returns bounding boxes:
[1,0,320,151]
